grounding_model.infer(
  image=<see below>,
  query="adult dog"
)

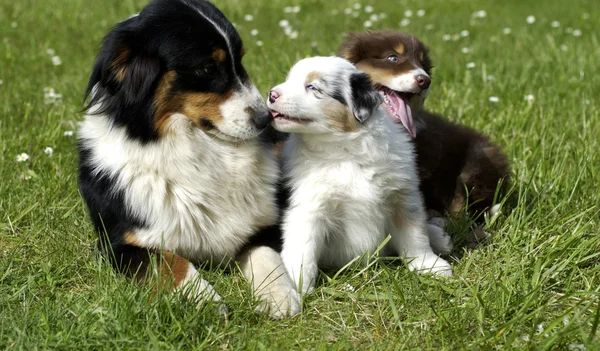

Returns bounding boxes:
[267,56,452,295]
[78,0,300,318]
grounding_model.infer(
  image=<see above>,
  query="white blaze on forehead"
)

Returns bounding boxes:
[389,68,429,93]
[289,56,356,82]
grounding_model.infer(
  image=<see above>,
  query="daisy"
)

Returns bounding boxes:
[461,47,470,53]
[11,22,18,28]
[279,19,290,28]
[560,44,568,51]
[243,14,254,21]
[363,20,373,28]
[466,62,476,68]
[573,29,582,37]
[489,96,499,103]
[400,18,410,27]
[20,174,32,181]
[292,6,300,13]
[46,48,56,56]
[311,41,318,48]
[344,8,352,15]
[404,10,413,17]
[417,9,425,17]
[0,79,3,85]
[425,24,434,30]
[503,27,511,34]
[369,14,379,21]
[250,29,259,36]
[17,153,29,162]
[536,324,544,334]
[526,15,536,24]
[353,3,361,10]
[442,34,451,41]
[63,131,74,137]
[364,5,373,13]
[524,94,534,103]
[378,12,387,19]
[44,147,54,156]
[460,30,469,37]
[283,6,293,13]
[487,75,496,81]
[256,41,263,47]
[51,56,62,66]
[551,21,560,28]
[289,31,298,39]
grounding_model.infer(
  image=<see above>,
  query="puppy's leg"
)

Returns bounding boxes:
[109,243,225,313]
[426,224,453,255]
[237,245,301,319]
[389,192,452,277]
[280,208,326,295]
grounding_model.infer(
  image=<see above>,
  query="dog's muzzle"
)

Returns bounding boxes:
[251,112,273,129]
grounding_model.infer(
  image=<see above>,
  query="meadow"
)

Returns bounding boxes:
[1,0,599,349]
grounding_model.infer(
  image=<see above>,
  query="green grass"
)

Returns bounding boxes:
[1,0,599,349]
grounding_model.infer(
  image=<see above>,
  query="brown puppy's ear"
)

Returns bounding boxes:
[338,32,362,62]
[349,71,381,123]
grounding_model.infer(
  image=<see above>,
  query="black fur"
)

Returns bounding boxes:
[349,72,382,123]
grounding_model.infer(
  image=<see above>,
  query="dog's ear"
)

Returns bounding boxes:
[84,16,161,110]
[349,71,381,123]
[338,32,361,62]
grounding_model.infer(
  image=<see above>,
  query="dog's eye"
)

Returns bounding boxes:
[306,84,319,91]
[195,64,217,76]
[387,55,399,63]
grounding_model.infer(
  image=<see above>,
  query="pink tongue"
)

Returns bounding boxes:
[270,110,281,118]
[383,89,416,138]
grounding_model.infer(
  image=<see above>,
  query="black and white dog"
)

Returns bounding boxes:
[267,57,452,295]
[78,0,299,318]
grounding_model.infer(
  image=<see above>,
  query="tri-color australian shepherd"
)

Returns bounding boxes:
[268,57,453,295]
[339,30,510,242]
[78,0,300,318]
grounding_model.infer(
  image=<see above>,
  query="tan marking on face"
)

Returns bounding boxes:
[306,71,323,84]
[153,70,233,135]
[240,47,246,57]
[123,231,139,245]
[323,99,357,132]
[355,61,415,87]
[212,48,226,63]
[395,43,405,54]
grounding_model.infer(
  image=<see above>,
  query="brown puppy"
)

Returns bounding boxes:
[339,30,510,235]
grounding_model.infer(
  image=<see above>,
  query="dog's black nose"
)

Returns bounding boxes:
[415,75,431,90]
[268,90,280,104]
[251,112,273,129]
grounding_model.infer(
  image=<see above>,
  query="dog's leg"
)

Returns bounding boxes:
[389,193,452,277]
[108,243,226,313]
[237,245,301,319]
[280,209,326,295]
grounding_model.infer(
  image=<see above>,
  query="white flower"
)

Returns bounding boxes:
[573,29,582,36]
[289,31,298,39]
[256,40,263,47]
[524,94,535,103]
[46,48,56,56]
[11,22,18,28]
[0,79,3,85]
[369,14,379,21]
[363,20,373,28]
[44,147,54,156]
[503,27,511,34]
[560,44,568,51]
[563,317,570,325]
[460,30,469,37]
[461,47,470,53]
[400,18,410,27]
[292,6,300,13]
[425,24,434,30]
[526,15,536,24]
[17,153,29,162]
[551,21,560,28]
[566,27,573,33]
[311,41,318,48]
[378,12,387,19]
[63,131,74,137]
[452,34,460,41]
[442,34,451,41]
[353,3,361,10]
[582,13,590,20]
[283,6,293,13]
[364,5,373,13]
[417,9,426,17]
[279,19,290,28]
[489,96,499,103]
[344,8,352,15]
[250,29,259,36]
[51,56,62,66]
[466,62,476,68]
[404,10,413,17]
[352,12,359,18]
[284,26,293,35]
[536,324,544,334]
[342,283,356,292]
[472,10,487,18]
[568,344,586,351]
[522,335,530,342]
[44,87,63,104]
[20,174,32,180]
[243,14,254,21]
[487,75,495,81]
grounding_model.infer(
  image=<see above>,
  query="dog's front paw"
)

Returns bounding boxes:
[408,253,452,277]
[176,273,227,316]
[427,224,453,255]
[255,280,302,319]
[428,216,448,229]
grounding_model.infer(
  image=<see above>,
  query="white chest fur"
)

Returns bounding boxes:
[79,113,278,262]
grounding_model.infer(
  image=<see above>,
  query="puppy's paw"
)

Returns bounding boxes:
[255,280,302,319]
[408,253,452,277]
[427,224,453,255]
[176,271,227,316]
[428,216,448,229]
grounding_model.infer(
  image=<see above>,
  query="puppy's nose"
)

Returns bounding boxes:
[251,112,273,129]
[415,75,431,90]
[268,90,280,104]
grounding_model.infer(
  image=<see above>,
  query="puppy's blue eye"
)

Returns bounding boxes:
[387,55,399,63]
[306,84,319,91]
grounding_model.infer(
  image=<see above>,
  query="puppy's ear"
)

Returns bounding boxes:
[84,16,161,110]
[338,32,361,62]
[349,72,381,123]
